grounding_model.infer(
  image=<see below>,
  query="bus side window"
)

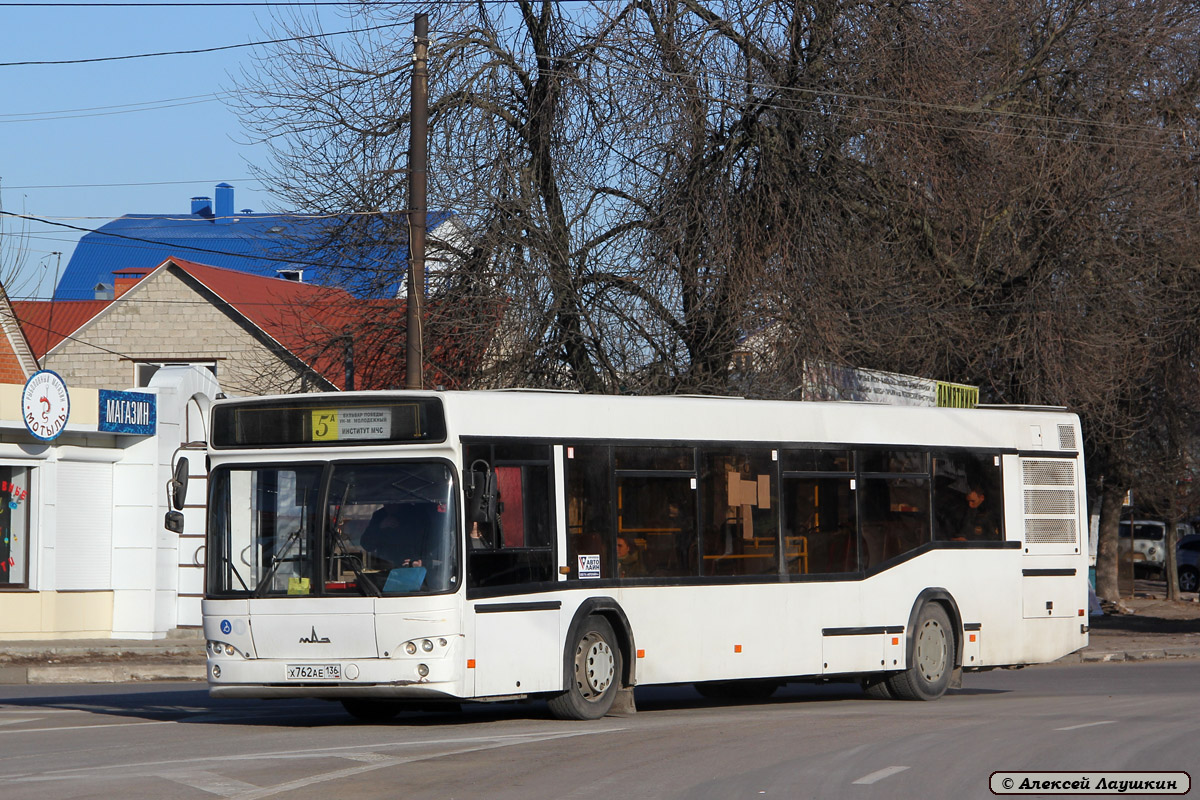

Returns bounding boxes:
[781,474,858,575]
[932,453,1003,542]
[464,443,555,589]
[616,475,696,577]
[858,448,930,569]
[699,448,778,577]
[566,445,613,579]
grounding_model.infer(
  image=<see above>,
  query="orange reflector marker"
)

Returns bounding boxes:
[637,649,645,659]
[891,637,899,646]
[1078,609,1085,616]
[734,644,742,653]
[969,634,976,642]
[467,659,476,669]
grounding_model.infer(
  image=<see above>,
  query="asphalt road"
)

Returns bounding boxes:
[0,662,1194,800]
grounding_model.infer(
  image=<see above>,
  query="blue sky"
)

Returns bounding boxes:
[0,1,355,299]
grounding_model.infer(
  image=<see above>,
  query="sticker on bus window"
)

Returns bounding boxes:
[578,554,601,579]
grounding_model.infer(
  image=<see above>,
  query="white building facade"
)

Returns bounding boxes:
[0,366,216,640]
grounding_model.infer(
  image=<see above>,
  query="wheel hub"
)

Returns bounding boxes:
[915,619,947,681]
[578,634,615,697]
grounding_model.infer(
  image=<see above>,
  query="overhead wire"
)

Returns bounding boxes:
[0,20,411,67]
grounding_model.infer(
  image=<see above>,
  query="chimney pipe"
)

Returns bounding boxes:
[191,196,212,215]
[214,183,234,223]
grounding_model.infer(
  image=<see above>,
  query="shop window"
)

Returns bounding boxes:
[0,466,31,588]
[782,475,858,575]
[699,448,779,577]
[932,453,1003,541]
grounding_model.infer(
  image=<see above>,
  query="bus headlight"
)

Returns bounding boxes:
[211,664,221,679]
[417,664,429,678]
[208,641,240,657]
[421,639,434,652]
[405,642,418,655]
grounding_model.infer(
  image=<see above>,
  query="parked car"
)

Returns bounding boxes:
[1177,534,1200,593]
[1119,520,1169,575]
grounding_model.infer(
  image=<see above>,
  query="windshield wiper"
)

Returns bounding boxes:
[253,527,303,597]
[223,555,250,593]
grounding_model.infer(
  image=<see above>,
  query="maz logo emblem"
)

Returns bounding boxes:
[298,626,331,644]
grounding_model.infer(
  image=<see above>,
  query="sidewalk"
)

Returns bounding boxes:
[2,595,1198,685]
[0,632,207,685]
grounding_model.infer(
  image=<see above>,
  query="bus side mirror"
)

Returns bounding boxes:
[464,463,497,525]
[169,457,189,511]
[164,510,185,533]
[164,456,189,532]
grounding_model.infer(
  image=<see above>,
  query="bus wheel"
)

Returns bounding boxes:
[340,699,402,722]
[886,603,954,701]
[694,679,780,702]
[548,616,622,720]
[859,675,895,700]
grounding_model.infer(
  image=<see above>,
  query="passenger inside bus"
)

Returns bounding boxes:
[939,484,1000,541]
[361,503,432,568]
[616,535,647,577]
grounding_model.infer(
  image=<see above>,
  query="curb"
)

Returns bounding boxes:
[1056,647,1200,664]
[0,664,206,685]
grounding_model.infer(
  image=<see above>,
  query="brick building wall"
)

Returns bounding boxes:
[43,265,311,396]
[0,348,26,384]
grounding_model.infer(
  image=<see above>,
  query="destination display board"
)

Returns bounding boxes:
[211,396,446,448]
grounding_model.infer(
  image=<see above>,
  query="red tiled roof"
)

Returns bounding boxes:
[170,258,500,390]
[12,300,111,359]
[13,257,499,391]
[168,258,362,389]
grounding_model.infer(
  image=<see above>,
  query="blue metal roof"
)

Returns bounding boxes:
[56,203,452,300]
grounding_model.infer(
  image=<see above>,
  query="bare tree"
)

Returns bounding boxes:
[0,187,38,300]
[233,0,1200,601]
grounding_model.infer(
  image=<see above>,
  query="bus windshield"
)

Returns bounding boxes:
[208,461,459,597]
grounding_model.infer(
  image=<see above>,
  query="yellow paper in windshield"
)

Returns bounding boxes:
[287,577,311,595]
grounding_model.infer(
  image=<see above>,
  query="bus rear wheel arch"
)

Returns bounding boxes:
[548,615,623,720]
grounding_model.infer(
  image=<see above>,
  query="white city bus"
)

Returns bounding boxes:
[185,391,1089,720]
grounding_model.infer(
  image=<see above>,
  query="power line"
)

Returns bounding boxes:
[0,98,219,123]
[0,92,222,119]
[2,177,255,189]
[0,20,409,67]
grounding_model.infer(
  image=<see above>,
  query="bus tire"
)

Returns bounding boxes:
[886,603,954,701]
[859,675,895,700]
[548,616,622,720]
[340,698,402,722]
[694,679,780,702]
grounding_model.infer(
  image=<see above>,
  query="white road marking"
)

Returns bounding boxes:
[166,770,261,798]
[1054,720,1115,731]
[0,719,177,735]
[338,752,394,763]
[1,727,626,786]
[0,718,39,726]
[852,766,910,785]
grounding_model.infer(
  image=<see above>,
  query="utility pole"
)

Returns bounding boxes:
[405,13,429,390]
